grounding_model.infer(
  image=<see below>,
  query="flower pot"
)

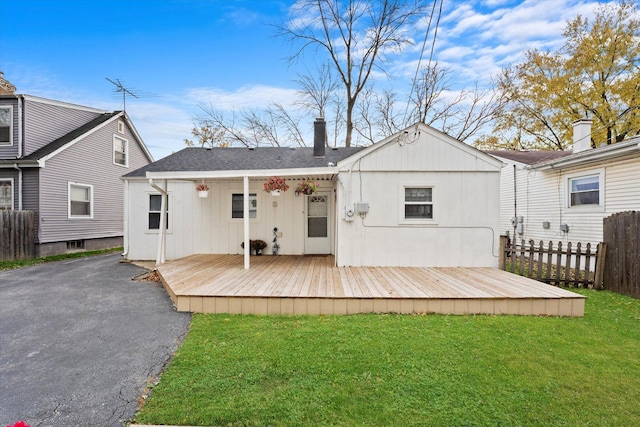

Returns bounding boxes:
[271,190,281,196]
[198,190,209,198]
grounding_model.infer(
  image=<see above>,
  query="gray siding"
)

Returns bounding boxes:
[23,99,102,156]
[21,168,40,241]
[38,118,150,243]
[0,98,19,159]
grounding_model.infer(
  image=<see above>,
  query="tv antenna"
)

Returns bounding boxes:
[105,77,139,111]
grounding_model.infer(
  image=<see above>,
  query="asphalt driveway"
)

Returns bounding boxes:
[0,253,192,426]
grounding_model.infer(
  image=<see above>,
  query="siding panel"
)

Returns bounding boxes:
[23,99,102,156]
[38,118,150,243]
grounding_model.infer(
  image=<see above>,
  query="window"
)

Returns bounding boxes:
[231,193,257,219]
[117,120,125,134]
[0,179,13,210]
[0,106,12,146]
[149,194,169,230]
[568,173,602,207]
[113,136,128,166]
[69,183,92,218]
[404,187,433,219]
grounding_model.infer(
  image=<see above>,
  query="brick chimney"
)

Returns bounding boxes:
[313,117,326,158]
[572,118,593,153]
[0,72,16,95]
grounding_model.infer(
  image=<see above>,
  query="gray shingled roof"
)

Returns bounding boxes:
[124,146,366,177]
[484,149,572,165]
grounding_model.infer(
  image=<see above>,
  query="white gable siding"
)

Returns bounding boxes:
[336,127,501,267]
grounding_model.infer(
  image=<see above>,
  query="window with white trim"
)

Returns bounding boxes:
[113,135,128,166]
[0,106,12,146]
[68,183,93,218]
[231,193,257,219]
[149,194,169,230]
[117,120,125,134]
[404,187,433,219]
[0,179,13,210]
[568,173,602,207]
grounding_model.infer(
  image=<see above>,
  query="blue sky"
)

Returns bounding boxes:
[0,0,610,159]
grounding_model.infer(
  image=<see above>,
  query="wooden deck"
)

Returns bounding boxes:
[155,254,585,317]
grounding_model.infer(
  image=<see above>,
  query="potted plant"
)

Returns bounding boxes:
[296,179,318,195]
[240,239,268,255]
[263,176,289,196]
[196,183,209,198]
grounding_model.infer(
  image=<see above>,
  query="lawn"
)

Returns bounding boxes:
[135,289,640,426]
[0,247,123,271]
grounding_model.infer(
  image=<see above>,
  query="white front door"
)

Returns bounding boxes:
[304,193,331,254]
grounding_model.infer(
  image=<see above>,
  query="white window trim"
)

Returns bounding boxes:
[113,135,129,167]
[0,178,14,210]
[565,168,605,212]
[146,192,172,233]
[68,182,93,219]
[117,120,125,134]
[0,105,13,146]
[228,190,261,222]
[399,184,437,225]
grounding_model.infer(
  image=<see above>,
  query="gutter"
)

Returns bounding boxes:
[529,138,640,170]
[148,178,168,266]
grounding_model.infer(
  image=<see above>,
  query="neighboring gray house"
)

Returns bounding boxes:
[0,73,153,256]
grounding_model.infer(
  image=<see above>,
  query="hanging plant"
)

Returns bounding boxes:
[196,183,209,192]
[296,179,318,195]
[263,176,289,195]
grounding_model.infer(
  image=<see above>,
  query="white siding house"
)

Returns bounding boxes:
[123,122,503,268]
[487,119,640,249]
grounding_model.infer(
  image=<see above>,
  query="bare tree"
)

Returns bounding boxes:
[184,122,229,148]
[277,0,425,146]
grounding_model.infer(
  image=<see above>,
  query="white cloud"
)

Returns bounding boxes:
[186,85,299,110]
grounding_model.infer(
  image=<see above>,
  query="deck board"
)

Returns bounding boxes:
[155,254,585,316]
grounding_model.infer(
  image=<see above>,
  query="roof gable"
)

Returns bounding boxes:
[340,122,503,172]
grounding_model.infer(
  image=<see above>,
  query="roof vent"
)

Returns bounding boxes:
[248,147,255,151]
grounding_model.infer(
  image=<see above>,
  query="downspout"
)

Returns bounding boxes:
[513,164,517,239]
[122,179,129,258]
[15,96,24,210]
[148,178,168,265]
[13,164,22,210]
[17,95,23,158]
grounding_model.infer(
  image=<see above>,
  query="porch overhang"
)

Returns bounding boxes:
[144,166,339,181]
[146,166,340,269]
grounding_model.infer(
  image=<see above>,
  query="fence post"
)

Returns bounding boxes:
[499,235,507,270]
[594,242,607,290]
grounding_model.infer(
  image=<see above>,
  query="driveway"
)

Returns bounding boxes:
[0,254,192,426]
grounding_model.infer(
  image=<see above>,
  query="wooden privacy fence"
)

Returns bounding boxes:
[499,236,606,289]
[0,210,35,261]
[603,211,640,299]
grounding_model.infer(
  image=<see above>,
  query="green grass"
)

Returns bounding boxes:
[0,247,123,271]
[135,289,640,427]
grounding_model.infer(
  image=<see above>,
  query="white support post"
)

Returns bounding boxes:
[243,175,250,269]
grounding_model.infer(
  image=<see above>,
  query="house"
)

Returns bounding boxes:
[0,73,154,256]
[486,119,640,249]
[122,119,503,268]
